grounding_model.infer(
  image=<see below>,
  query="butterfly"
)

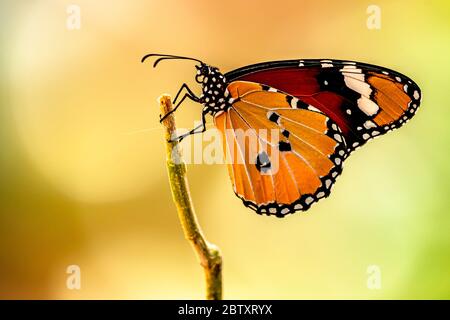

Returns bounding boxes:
[142,54,422,218]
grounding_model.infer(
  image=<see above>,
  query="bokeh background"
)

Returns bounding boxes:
[1,0,449,299]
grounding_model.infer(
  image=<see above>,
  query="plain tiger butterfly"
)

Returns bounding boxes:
[142,54,422,218]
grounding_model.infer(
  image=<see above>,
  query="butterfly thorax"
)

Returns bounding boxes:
[197,65,229,115]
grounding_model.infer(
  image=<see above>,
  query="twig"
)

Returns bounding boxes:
[159,95,223,300]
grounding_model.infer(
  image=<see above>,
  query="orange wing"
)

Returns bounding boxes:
[214,81,347,217]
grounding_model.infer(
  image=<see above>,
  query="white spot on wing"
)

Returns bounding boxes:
[344,73,371,97]
[308,105,321,113]
[290,97,299,108]
[321,63,333,68]
[334,134,342,142]
[363,120,377,129]
[357,97,379,116]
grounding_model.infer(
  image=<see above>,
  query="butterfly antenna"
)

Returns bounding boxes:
[141,53,204,68]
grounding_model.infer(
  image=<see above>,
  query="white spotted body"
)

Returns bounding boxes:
[196,65,229,115]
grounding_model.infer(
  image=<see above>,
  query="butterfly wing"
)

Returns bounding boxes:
[225,59,422,152]
[214,81,347,217]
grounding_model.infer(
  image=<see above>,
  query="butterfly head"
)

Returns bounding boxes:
[195,64,223,83]
[141,53,228,114]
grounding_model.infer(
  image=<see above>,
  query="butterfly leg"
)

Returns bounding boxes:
[168,108,208,143]
[173,83,197,105]
[160,84,200,123]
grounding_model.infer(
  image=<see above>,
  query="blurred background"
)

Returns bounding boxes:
[0,0,449,299]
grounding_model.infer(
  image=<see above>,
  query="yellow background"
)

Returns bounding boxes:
[1,0,449,299]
